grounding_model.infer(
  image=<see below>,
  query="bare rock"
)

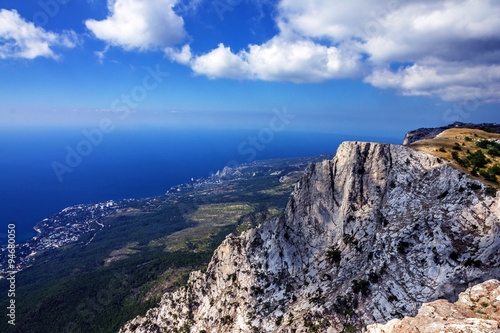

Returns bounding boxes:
[120,142,500,333]
[367,279,500,333]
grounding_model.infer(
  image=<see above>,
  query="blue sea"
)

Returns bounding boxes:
[0,126,399,245]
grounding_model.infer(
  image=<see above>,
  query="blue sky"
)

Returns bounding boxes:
[1,0,500,136]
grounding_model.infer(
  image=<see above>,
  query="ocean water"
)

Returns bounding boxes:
[0,126,399,245]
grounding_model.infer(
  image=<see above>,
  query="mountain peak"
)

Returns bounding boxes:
[121,140,500,333]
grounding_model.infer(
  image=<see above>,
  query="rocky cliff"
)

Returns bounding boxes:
[367,279,500,333]
[120,141,500,333]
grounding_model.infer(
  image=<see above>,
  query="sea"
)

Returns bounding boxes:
[0,126,399,245]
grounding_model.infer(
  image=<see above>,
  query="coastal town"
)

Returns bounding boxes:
[0,169,238,275]
[0,155,321,277]
[0,198,151,275]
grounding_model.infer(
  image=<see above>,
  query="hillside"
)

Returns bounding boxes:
[407,127,500,187]
[403,122,500,145]
[0,154,333,333]
[120,140,500,332]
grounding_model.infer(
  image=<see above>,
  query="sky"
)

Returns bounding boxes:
[0,0,499,136]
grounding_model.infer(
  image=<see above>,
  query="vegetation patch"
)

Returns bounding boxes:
[409,128,500,186]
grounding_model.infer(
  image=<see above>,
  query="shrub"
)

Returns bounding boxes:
[451,151,470,167]
[477,140,491,149]
[275,315,283,326]
[326,245,342,265]
[488,147,500,157]
[438,147,446,153]
[368,271,379,283]
[342,324,357,333]
[465,136,473,141]
[485,186,497,197]
[397,241,410,254]
[464,258,482,267]
[489,164,500,175]
[334,293,357,316]
[388,295,398,302]
[479,170,497,183]
[352,279,370,296]
[437,191,448,199]
[469,183,482,191]
[467,150,491,168]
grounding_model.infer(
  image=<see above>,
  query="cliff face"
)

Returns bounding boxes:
[121,142,500,333]
[367,279,500,333]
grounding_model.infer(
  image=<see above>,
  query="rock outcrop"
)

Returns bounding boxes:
[403,122,500,145]
[367,279,500,333]
[121,141,500,333]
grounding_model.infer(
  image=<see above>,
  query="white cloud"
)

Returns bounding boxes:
[366,63,500,101]
[175,0,500,102]
[85,0,186,51]
[178,35,363,83]
[164,44,192,65]
[191,44,250,80]
[0,9,76,60]
[274,0,500,101]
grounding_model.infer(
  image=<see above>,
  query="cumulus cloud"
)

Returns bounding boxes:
[171,36,363,83]
[278,0,500,101]
[176,0,500,101]
[85,0,186,51]
[0,9,76,60]
[366,63,500,101]
[164,44,192,65]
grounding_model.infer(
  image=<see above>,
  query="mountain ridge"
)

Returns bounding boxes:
[403,122,500,145]
[120,140,500,332]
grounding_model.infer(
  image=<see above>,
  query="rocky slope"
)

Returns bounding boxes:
[403,122,500,145]
[120,141,500,333]
[367,279,500,333]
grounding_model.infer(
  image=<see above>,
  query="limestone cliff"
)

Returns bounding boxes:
[367,279,500,333]
[120,141,500,333]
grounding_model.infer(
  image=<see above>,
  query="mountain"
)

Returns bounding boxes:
[367,279,500,332]
[403,122,500,145]
[0,153,334,333]
[120,140,500,332]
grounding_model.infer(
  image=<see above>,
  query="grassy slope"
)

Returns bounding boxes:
[408,128,500,187]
